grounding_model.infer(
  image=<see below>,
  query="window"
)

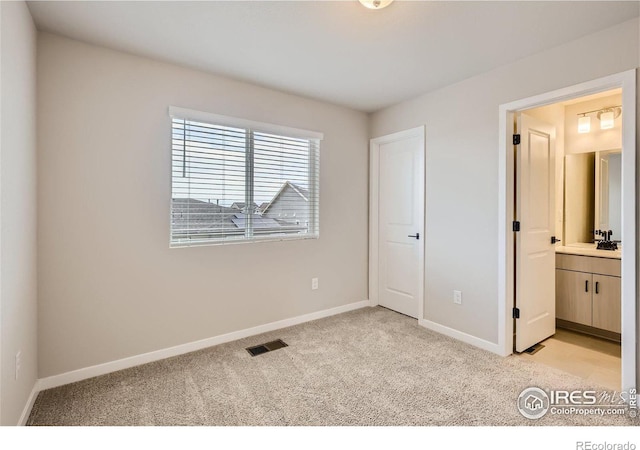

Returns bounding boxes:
[169,107,321,247]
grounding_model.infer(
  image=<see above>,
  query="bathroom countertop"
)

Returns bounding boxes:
[555,243,621,259]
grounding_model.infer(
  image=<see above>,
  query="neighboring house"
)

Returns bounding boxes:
[262,181,311,229]
[172,181,310,239]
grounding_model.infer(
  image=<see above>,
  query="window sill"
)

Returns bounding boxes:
[170,233,319,249]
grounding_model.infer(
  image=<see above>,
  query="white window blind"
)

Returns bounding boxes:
[169,107,321,247]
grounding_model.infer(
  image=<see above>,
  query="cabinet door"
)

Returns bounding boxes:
[592,274,621,333]
[556,269,592,326]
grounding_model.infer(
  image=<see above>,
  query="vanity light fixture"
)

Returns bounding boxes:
[359,0,394,9]
[577,115,590,134]
[597,108,621,130]
[576,105,621,133]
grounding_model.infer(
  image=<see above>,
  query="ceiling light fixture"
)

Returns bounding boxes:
[359,0,394,10]
[575,105,621,133]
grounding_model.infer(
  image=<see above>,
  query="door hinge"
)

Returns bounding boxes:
[513,134,521,145]
[512,221,520,232]
[512,307,520,319]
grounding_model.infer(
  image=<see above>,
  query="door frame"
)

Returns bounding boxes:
[497,70,637,392]
[369,126,426,321]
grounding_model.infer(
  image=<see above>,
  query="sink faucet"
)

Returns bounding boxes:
[595,229,617,251]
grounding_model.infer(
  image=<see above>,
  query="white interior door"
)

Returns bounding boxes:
[515,113,556,352]
[373,128,424,319]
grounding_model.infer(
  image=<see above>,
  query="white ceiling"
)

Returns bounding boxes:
[27,1,639,112]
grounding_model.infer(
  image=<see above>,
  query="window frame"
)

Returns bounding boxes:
[168,106,322,248]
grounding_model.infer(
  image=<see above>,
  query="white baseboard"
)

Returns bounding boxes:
[37,300,372,392]
[419,318,502,355]
[18,383,40,426]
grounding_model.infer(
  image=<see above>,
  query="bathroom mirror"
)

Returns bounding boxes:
[595,150,622,242]
[564,150,621,245]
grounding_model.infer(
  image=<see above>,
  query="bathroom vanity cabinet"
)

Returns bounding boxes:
[555,253,621,339]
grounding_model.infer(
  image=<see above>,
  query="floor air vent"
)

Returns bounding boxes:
[246,339,288,357]
[523,343,545,355]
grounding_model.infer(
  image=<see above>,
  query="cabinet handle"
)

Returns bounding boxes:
[585,280,589,292]
[595,281,599,294]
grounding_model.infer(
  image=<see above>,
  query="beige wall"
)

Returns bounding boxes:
[370,18,639,344]
[37,34,369,377]
[0,1,38,425]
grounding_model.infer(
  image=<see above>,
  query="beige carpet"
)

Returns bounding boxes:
[28,307,636,426]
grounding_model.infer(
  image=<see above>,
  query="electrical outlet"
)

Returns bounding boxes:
[311,278,319,290]
[453,290,462,305]
[15,351,22,380]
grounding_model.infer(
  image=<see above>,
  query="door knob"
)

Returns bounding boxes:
[408,233,420,240]
[551,236,561,244]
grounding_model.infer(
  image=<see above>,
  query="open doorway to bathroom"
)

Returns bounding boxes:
[518,89,622,390]
[497,70,636,394]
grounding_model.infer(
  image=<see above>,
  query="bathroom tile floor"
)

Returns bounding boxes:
[519,328,621,391]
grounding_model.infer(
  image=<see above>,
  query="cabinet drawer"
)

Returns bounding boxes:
[556,254,620,277]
